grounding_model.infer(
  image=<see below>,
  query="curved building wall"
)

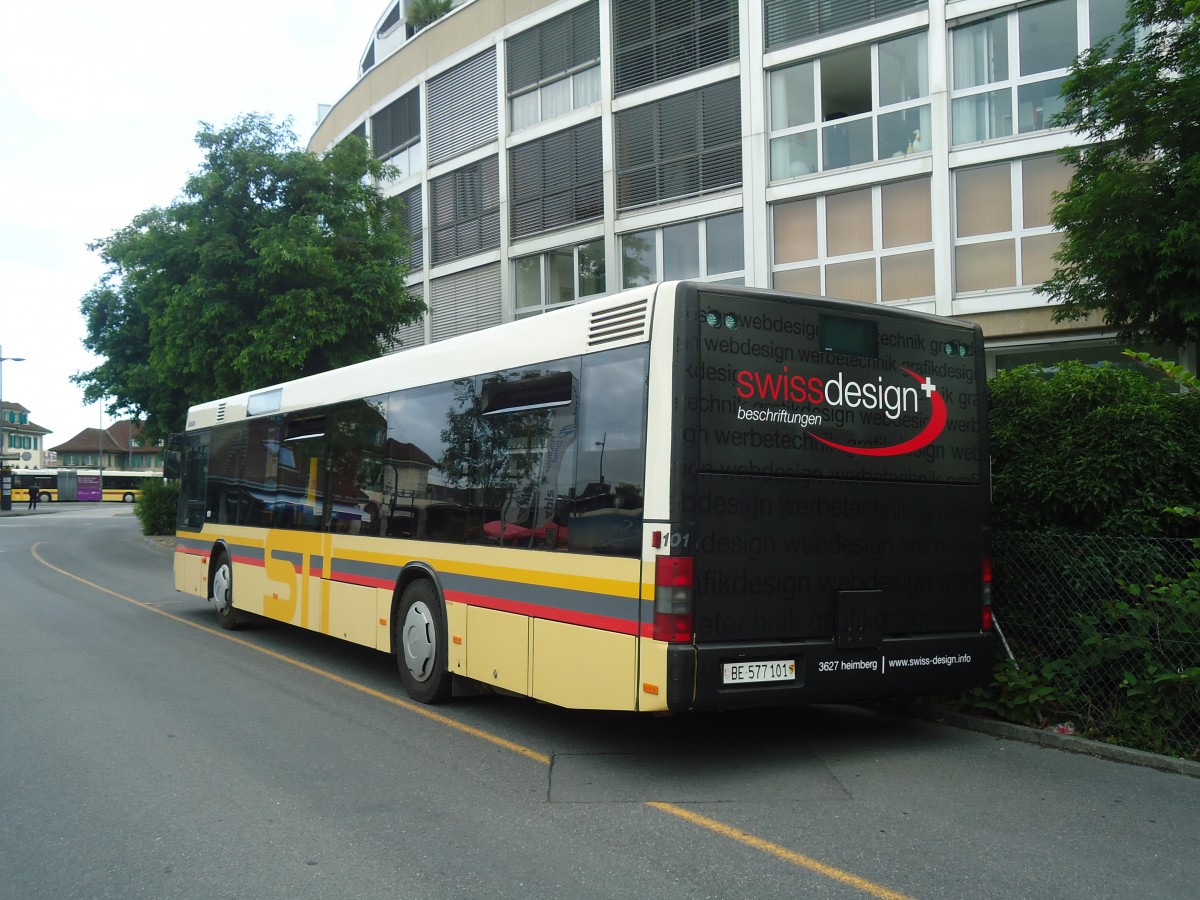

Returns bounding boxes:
[308,0,1179,373]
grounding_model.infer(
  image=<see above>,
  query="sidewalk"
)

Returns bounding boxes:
[0,505,62,517]
[0,502,115,517]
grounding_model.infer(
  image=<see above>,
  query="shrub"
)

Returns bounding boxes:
[989,361,1200,536]
[135,478,179,536]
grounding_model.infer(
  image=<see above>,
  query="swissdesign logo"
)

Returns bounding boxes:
[735,366,946,457]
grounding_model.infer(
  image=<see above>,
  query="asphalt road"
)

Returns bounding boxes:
[2,505,1197,899]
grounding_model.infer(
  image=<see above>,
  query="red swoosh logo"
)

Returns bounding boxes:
[808,368,947,457]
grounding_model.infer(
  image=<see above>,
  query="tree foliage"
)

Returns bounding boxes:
[988,360,1200,536]
[407,0,453,31]
[1043,0,1200,346]
[74,114,421,439]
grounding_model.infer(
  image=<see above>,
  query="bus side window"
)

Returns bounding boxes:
[328,398,389,536]
[570,344,648,556]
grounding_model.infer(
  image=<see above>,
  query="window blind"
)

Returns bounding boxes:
[765,0,925,51]
[430,264,502,342]
[430,156,501,265]
[615,79,741,209]
[509,119,603,239]
[507,0,600,95]
[371,88,420,159]
[612,0,738,95]
[428,48,498,166]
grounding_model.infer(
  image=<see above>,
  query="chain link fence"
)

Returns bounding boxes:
[988,531,1200,760]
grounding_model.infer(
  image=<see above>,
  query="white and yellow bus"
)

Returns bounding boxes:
[10,469,160,503]
[173,281,994,711]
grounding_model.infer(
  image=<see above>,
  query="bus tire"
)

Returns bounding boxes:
[211,550,240,631]
[394,579,452,703]
[122,492,135,503]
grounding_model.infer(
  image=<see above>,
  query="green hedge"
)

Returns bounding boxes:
[988,361,1200,536]
[135,478,179,536]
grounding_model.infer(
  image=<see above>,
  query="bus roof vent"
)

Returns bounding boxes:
[589,298,648,346]
[216,403,227,423]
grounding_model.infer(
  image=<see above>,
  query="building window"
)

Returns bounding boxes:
[372,87,422,180]
[427,49,498,166]
[430,156,500,265]
[769,31,930,181]
[400,186,423,270]
[765,0,926,51]
[620,211,744,288]
[612,0,739,96]
[508,1,601,132]
[384,282,428,353]
[514,239,606,318]
[953,155,1073,294]
[430,264,502,342]
[772,177,934,303]
[615,80,741,210]
[950,0,1117,144]
[509,120,603,239]
[378,3,400,36]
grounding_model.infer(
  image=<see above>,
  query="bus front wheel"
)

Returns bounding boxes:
[211,551,240,631]
[394,580,452,703]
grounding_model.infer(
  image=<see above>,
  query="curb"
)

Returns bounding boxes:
[905,704,1200,779]
[142,535,176,555]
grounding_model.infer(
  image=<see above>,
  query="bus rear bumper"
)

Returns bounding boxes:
[667,632,995,711]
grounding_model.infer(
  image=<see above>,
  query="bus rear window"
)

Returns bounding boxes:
[820,314,877,358]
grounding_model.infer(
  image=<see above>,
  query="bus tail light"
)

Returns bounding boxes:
[981,556,994,632]
[654,556,694,643]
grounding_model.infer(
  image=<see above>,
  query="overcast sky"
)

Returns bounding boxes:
[1,0,388,447]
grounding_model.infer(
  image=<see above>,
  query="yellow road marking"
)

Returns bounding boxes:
[33,542,918,899]
[31,543,548,765]
[646,802,918,900]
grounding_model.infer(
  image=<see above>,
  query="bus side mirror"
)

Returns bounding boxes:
[163,434,181,480]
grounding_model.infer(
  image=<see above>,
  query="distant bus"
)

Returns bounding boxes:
[173,281,993,712]
[9,469,161,503]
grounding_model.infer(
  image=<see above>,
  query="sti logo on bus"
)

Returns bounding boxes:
[734,366,947,457]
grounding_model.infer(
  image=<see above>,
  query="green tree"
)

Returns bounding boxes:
[1042,0,1200,346]
[407,0,453,32]
[988,360,1200,536]
[74,114,421,439]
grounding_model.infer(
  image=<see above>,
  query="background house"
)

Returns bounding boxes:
[1,401,52,468]
[49,420,164,472]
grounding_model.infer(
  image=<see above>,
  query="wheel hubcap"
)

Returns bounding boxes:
[212,564,232,616]
[401,601,436,682]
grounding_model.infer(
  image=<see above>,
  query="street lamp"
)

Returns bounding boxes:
[0,344,28,512]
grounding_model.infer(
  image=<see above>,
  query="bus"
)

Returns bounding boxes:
[173,281,993,711]
[9,469,160,503]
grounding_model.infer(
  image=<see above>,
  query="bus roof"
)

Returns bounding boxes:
[185,283,664,430]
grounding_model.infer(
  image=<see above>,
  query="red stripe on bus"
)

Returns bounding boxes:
[445,588,640,636]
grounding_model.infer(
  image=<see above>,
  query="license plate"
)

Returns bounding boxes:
[722,659,796,685]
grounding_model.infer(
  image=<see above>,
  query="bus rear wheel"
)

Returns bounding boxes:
[395,580,452,703]
[211,550,240,630]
